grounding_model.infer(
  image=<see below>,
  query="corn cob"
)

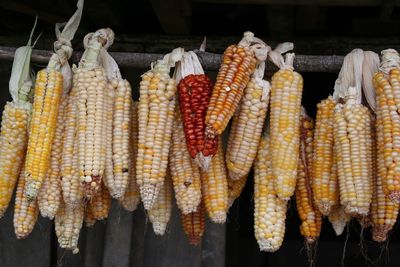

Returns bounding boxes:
[178,73,217,164]
[201,138,228,223]
[55,201,84,253]
[312,96,337,215]
[295,109,322,244]
[328,206,351,236]
[120,101,140,212]
[107,79,132,198]
[371,94,399,242]
[227,174,248,209]
[148,175,173,235]
[74,29,114,199]
[60,87,83,207]
[0,103,30,217]
[181,203,205,246]
[24,3,83,199]
[269,45,303,201]
[373,49,400,201]
[87,183,111,221]
[137,48,183,210]
[254,134,287,252]
[0,32,36,217]
[205,32,267,138]
[226,63,270,180]
[169,109,202,214]
[37,96,68,219]
[14,163,38,239]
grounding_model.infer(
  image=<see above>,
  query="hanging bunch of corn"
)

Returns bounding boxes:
[74,28,114,199]
[137,48,184,210]
[373,49,400,202]
[254,133,287,252]
[312,96,338,216]
[148,175,173,235]
[24,0,84,200]
[14,163,38,239]
[55,201,84,253]
[295,108,322,244]
[227,174,248,209]
[99,46,133,199]
[169,108,202,214]
[0,21,37,218]
[226,56,271,181]
[120,102,140,212]
[362,50,400,242]
[333,49,373,216]
[268,43,304,200]
[177,50,216,170]
[181,203,205,246]
[201,139,228,223]
[38,0,84,218]
[205,32,268,140]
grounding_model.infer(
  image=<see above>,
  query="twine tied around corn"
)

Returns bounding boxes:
[268,42,295,70]
[9,17,40,108]
[47,0,84,93]
[80,28,115,70]
[379,49,400,75]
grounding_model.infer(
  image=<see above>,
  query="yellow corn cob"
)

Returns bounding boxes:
[373,49,400,201]
[205,32,263,137]
[87,183,111,221]
[14,163,38,239]
[37,96,68,219]
[371,103,399,242]
[295,109,322,244]
[227,174,248,209]
[201,138,228,223]
[328,206,351,236]
[334,93,373,216]
[120,101,140,212]
[0,27,35,218]
[312,96,338,215]
[270,54,303,201]
[0,102,29,217]
[24,69,63,200]
[226,75,270,180]
[137,60,176,210]
[169,109,202,214]
[107,79,132,198]
[75,29,114,199]
[55,200,84,254]
[254,134,287,252]
[148,175,173,235]
[61,87,83,207]
[181,203,205,246]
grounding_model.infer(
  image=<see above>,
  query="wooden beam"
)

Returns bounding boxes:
[192,0,400,6]
[0,0,65,24]
[0,45,345,72]
[150,0,191,34]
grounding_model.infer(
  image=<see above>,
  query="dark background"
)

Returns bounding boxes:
[1,0,400,266]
